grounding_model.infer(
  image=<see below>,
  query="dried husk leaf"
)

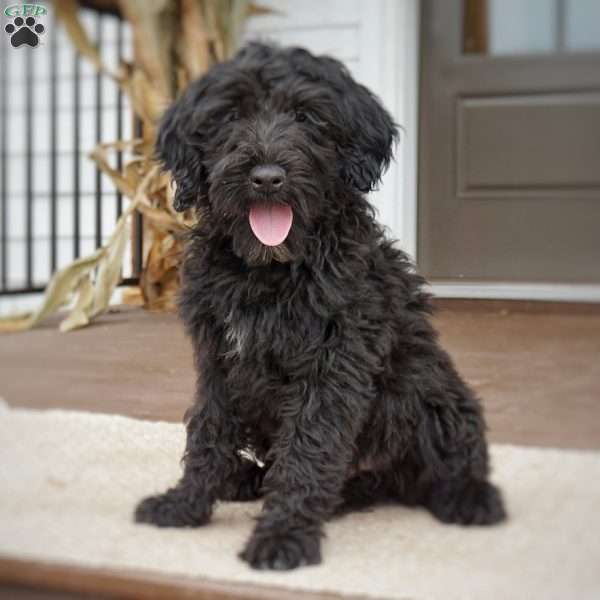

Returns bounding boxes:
[27,248,106,328]
[0,247,106,333]
[89,151,135,197]
[89,139,144,197]
[0,314,36,333]
[121,286,145,307]
[219,0,253,58]
[136,202,187,233]
[123,163,188,233]
[59,197,142,332]
[59,274,95,332]
[118,0,177,100]
[180,0,212,80]
[90,207,131,318]
[203,0,225,61]
[54,0,104,71]
[123,159,146,192]
[247,2,276,17]
[54,0,123,82]
[145,268,179,312]
[121,65,169,131]
[140,231,182,312]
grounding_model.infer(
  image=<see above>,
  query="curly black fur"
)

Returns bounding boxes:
[134,43,506,570]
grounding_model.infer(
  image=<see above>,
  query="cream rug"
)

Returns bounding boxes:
[1,400,599,600]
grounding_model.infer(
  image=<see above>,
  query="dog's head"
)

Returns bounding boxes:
[157,43,397,265]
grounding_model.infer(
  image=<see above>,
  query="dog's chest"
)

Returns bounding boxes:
[223,311,253,357]
[220,302,303,362]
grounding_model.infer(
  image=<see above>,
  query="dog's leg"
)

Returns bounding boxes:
[239,361,370,570]
[388,347,507,526]
[134,366,240,527]
[419,396,506,526]
[218,458,265,502]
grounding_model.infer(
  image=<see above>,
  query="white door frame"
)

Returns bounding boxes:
[361,0,420,262]
[371,0,600,302]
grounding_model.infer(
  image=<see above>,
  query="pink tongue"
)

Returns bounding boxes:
[249,203,293,246]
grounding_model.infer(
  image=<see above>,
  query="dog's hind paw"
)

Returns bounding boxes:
[240,527,322,570]
[134,486,212,528]
[427,479,507,526]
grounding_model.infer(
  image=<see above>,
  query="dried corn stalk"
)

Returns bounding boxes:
[0,0,266,333]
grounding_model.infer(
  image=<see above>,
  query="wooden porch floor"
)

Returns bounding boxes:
[1,299,599,449]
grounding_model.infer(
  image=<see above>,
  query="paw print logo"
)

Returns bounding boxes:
[4,16,45,48]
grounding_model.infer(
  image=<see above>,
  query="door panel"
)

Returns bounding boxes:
[458,94,600,191]
[419,0,600,283]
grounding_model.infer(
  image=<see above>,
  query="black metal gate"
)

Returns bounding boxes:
[0,7,138,296]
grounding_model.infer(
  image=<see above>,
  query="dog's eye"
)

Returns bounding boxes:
[294,109,326,127]
[294,110,308,123]
[227,110,239,123]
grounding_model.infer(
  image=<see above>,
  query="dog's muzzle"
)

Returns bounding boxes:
[247,165,293,246]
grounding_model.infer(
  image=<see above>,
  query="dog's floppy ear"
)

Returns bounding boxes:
[338,82,398,193]
[156,86,208,212]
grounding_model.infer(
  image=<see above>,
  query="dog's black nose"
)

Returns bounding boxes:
[250,165,286,193]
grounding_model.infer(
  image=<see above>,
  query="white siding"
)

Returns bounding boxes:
[243,0,366,90]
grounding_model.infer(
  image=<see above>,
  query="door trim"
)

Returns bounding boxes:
[429,281,600,302]
[368,0,420,261]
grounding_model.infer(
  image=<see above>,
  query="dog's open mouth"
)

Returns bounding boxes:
[248,202,293,246]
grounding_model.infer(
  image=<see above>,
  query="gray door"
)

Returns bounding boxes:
[419,0,600,283]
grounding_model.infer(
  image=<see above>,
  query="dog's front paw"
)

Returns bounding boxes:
[240,527,322,570]
[134,486,212,528]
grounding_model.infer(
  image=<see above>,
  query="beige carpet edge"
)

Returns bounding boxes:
[1,400,600,600]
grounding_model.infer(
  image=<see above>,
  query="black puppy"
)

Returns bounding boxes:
[135,43,506,570]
